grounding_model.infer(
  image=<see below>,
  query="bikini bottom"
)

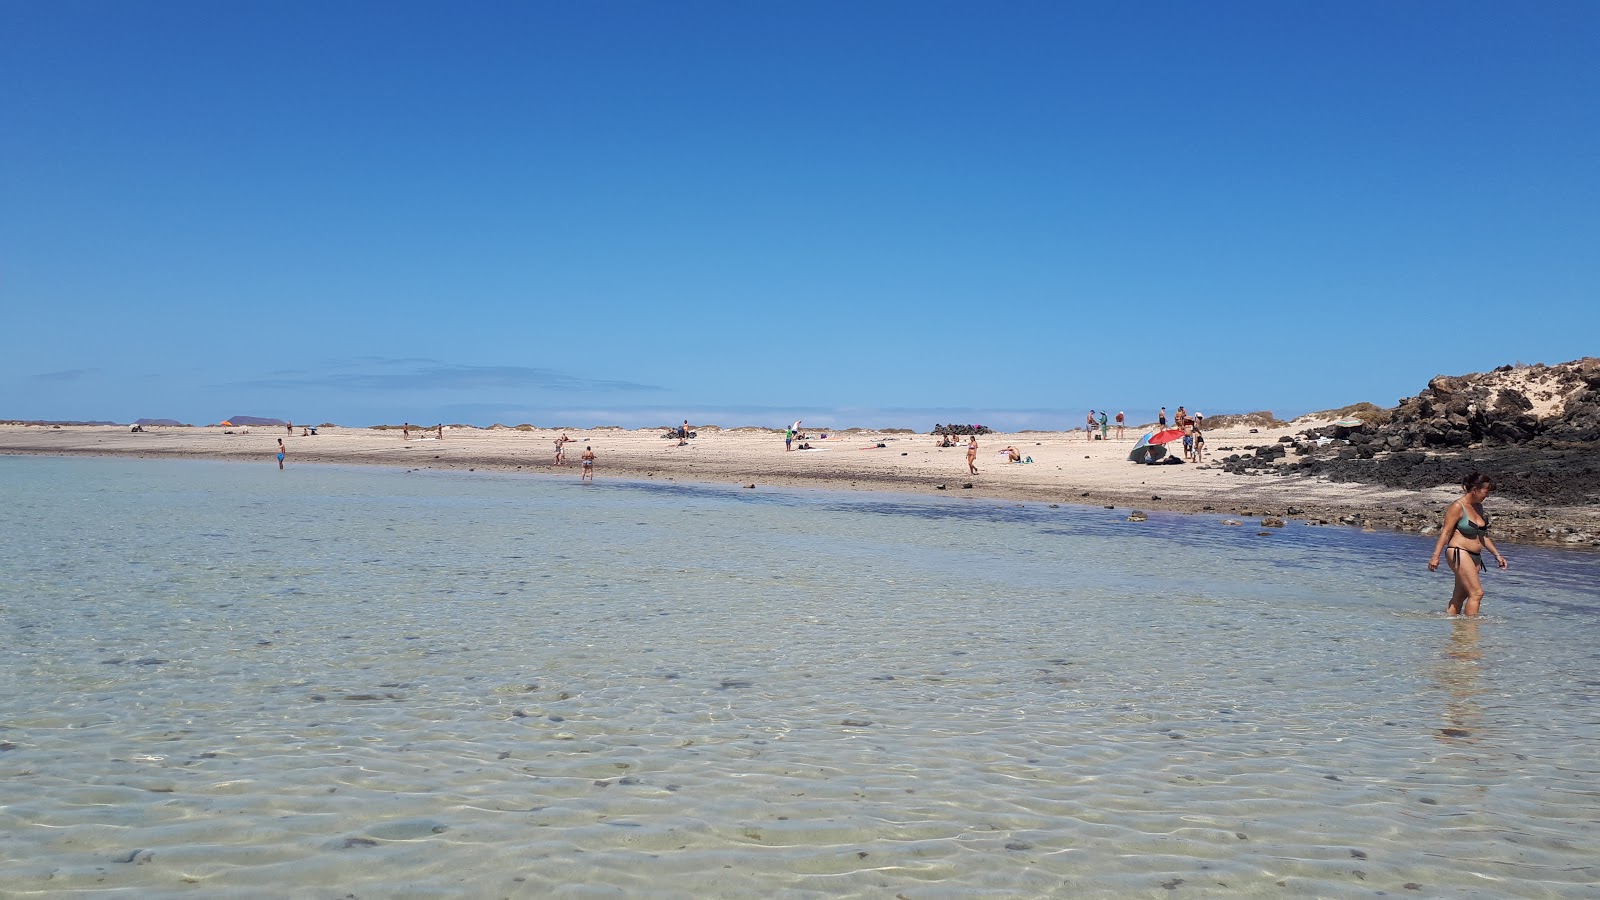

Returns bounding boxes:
[1448,546,1484,572]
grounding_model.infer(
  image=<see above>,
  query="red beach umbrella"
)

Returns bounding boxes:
[1146,428,1187,445]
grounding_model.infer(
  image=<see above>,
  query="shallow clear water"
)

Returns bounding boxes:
[1,455,1597,898]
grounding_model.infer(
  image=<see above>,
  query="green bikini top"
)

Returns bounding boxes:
[1457,512,1490,538]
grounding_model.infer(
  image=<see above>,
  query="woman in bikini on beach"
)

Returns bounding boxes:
[1428,472,1508,617]
[966,435,979,475]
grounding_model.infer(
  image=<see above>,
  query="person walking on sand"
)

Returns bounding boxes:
[966,435,979,475]
[276,438,286,470]
[554,433,570,466]
[580,445,595,482]
[1428,472,1508,617]
[1192,421,1205,463]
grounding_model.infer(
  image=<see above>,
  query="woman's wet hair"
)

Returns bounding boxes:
[1462,471,1494,492]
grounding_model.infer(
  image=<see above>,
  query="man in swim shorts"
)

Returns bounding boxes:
[277,438,286,470]
[580,446,595,481]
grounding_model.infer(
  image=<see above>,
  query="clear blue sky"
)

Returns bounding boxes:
[3,1,1596,429]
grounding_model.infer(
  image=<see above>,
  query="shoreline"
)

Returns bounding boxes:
[4,423,1598,550]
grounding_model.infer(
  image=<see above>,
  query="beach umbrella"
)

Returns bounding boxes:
[1129,442,1169,463]
[1129,428,1184,464]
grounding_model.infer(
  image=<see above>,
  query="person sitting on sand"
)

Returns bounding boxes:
[1003,445,1021,463]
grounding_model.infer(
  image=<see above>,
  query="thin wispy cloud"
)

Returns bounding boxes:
[229,358,663,394]
[31,368,99,382]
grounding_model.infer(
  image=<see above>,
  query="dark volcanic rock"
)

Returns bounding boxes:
[1236,359,1600,508]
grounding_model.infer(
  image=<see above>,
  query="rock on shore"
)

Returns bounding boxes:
[1217,359,1600,546]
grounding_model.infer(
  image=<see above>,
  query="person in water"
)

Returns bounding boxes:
[1428,472,1508,617]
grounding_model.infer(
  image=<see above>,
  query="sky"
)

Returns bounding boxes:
[2,1,1596,429]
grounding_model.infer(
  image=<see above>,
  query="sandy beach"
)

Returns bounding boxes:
[5,421,1597,549]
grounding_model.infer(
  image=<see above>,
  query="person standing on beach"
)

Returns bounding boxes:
[276,438,286,470]
[437,424,444,440]
[554,433,570,466]
[966,435,979,475]
[785,427,793,451]
[1115,411,1126,440]
[580,445,595,482]
[1192,421,1205,462]
[1098,410,1109,441]
[1159,407,1167,428]
[1428,472,1508,617]
[1085,411,1096,440]
[402,422,410,440]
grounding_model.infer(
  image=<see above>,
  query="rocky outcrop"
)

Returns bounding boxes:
[1220,359,1600,506]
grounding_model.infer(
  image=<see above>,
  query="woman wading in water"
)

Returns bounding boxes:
[1428,472,1508,616]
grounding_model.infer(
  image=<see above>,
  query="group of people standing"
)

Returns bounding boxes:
[1156,405,1206,462]
[552,433,595,480]
[1084,410,1127,441]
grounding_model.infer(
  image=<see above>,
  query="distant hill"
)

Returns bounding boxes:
[135,418,187,426]
[226,415,288,426]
